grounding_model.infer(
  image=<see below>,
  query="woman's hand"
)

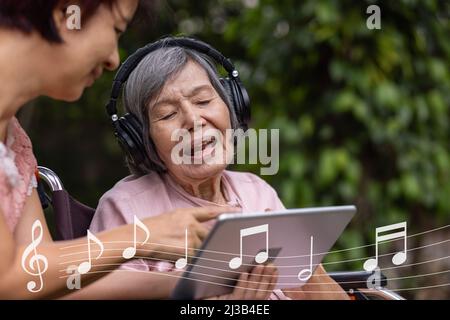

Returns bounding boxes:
[141,206,240,262]
[281,264,350,300]
[211,264,278,300]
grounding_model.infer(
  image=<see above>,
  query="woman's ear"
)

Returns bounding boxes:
[52,2,68,35]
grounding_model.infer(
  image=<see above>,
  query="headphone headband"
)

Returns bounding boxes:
[106,36,239,117]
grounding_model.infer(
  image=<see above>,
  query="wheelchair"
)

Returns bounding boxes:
[37,166,405,300]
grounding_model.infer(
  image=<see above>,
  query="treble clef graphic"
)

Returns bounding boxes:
[21,220,48,293]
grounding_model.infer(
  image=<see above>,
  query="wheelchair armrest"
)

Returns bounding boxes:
[37,166,95,240]
[328,270,387,291]
[355,288,406,300]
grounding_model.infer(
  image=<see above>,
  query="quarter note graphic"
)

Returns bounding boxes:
[363,221,407,272]
[229,224,269,270]
[21,220,49,293]
[297,236,314,282]
[123,215,150,259]
[175,228,188,270]
[78,230,104,274]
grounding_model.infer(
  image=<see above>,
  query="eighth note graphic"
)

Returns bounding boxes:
[297,236,314,282]
[123,215,150,259]
[363,221,407,272]
[229,224,269,270]
[21,220,49,293]
[78,230,104,274]
[175,228,188,270]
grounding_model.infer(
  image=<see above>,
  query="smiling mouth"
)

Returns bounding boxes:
[88,68,102,82]
[183,136,218,158]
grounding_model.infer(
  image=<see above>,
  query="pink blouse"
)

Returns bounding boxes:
[90,170,289,299]
[0,117,38,232]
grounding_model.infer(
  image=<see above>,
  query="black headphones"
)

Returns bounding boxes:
[105,36,251,172]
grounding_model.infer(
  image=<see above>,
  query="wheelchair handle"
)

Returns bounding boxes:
[37,166,64,191]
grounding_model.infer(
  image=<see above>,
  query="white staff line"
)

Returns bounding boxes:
[60,268,450,294]
[58,224,450,257]
[59,254,450,283]
[58,238,450,268]
[60,259,450,285]
[389,283,450,292]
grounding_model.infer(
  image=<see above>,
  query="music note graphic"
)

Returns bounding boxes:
[175,228,188,270]
[363,221,407,272]
[78,230,104,274]
[297,236,314,282]
[122,215,150,259]
[21,220,49,293]
[229,224,269,270]
[366,267,382,289]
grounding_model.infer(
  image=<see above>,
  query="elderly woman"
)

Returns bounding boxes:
[86,39,349,300]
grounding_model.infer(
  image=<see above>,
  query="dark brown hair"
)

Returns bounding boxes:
[0,0,117,42]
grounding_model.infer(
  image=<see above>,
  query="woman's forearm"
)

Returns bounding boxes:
[60,270,180,300]
[0,205,230,299]
[0,215,158,299]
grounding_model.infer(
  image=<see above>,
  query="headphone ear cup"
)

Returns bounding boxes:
[114,113,147,169]
[220,77,241,125]
[231,79,251,129]
[220,77,250,131]
[123,113,144,144]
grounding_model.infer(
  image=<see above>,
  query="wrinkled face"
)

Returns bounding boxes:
[148,60,233,184]
[44,0,138,101]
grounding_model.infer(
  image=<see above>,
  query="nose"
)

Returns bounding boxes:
[183,103,205,132]
[103,46,120,71]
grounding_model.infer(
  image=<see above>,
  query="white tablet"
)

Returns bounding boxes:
[171,205,356,300]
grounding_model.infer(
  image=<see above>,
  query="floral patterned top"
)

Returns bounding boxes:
[0,117,38,232]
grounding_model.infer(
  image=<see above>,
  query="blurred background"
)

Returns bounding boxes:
[18,0,449,299]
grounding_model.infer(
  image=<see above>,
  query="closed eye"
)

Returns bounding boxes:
[160,112,176,121]
[197,100,211,106]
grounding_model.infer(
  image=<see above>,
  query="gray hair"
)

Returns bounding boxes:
[122,43,239,176]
